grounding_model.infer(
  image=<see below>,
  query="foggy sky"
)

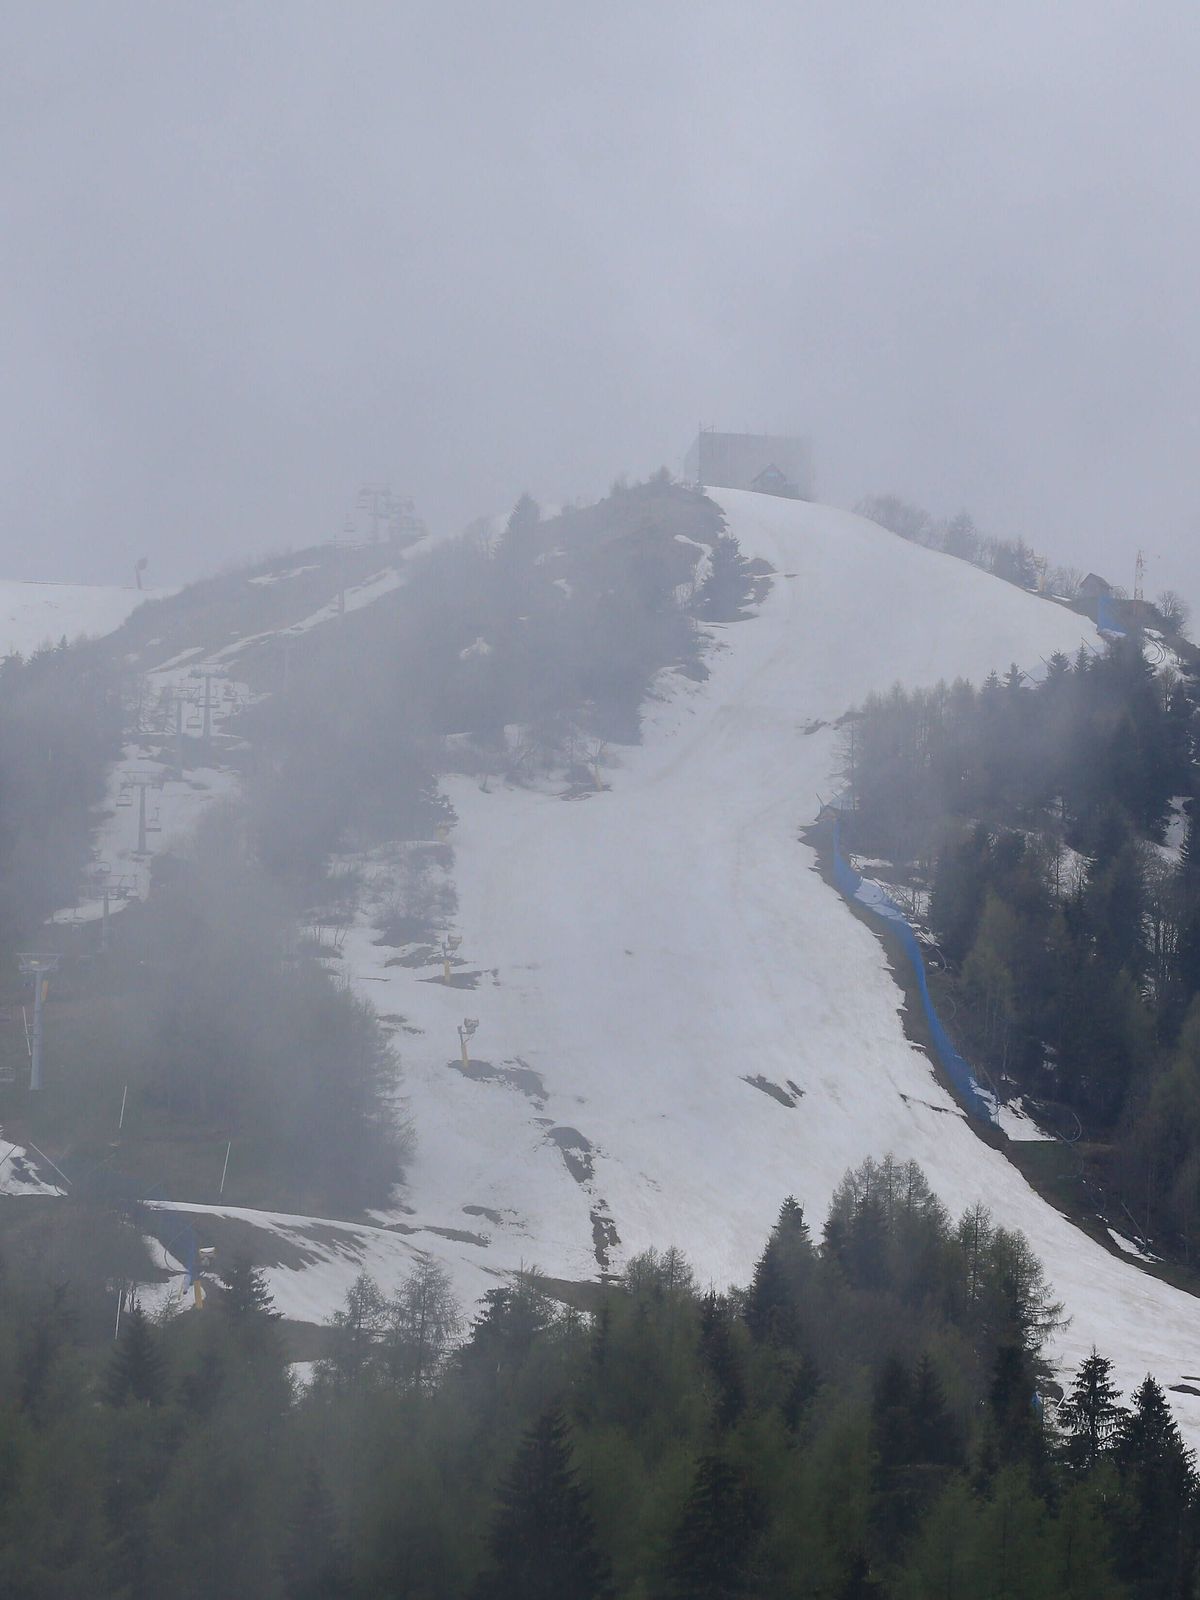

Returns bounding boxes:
[4,3,1200,608]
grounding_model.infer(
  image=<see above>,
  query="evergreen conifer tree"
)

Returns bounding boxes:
[1049,1478,1126,1600]
[988,1343,1042,1465]
[696,536,752,622]
[279,1463,351,1600]
[177,1335,226,1419]
[503,492,541,548]
[895,1477,977,1599]
[780,1351,821,1432]
[968,1467,1051,1598]
[1165,688,1194,788]
[1113,1375,1197,1594]
[1086,841,1148,977]
[322,1270,388,1391]
[930,823,993,963]
[871,1355,915,1476]
[473,1408,613,1600]
[659,1454,761,1600]
[497,493,542,584]
[1174,902,1200,1019]
[1175,803,1200,1023]
[1115,1375,1193,1481]
[699,1292,746,1430]
[106,1301,165,1407]
[18,1284,73,1418]
[460,1274,555,1386]
[910,1353,958,1466]
[590,1300,612,1378]
[746,1196,812,1345]
[943,512,980,563]
[221,1257,281,1322]
[1057,1349,1126,1471]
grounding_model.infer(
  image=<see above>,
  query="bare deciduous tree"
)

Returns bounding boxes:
[1157,589,1191,635]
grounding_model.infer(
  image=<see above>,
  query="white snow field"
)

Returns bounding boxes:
[310,487,1200,1436]
[0,579,153,658]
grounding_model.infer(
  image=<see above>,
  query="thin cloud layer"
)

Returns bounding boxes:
[3,3,1198,602]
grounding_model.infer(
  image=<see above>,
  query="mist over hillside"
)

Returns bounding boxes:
[7,6,1200,1593]
[2,468,1200,1594]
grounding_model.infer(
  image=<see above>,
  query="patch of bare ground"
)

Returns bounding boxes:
[447,1056,548,1106]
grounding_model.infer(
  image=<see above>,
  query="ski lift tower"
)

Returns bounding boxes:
[18,953,60,1092]
[357,484,393,543]
[123,772,165,857]
[185,666,228,750]
[86,862,131,952]
[388,496,426,543]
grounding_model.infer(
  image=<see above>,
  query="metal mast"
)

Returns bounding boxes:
[18,953,60,1092]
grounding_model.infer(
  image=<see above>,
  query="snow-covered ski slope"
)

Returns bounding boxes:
[312,487,1200,1434]
[0,579,152,657]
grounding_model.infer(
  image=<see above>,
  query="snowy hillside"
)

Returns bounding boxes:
[0,579,153,657]
[280,488,1200,1437]
[44,491,1200,1439]
[48,534,441,925]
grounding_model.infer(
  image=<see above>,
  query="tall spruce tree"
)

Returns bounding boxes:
[220,1256,281,1322]
[1057,1349,1126,1471]
[659,1454,761,1600]
[696,536,752,622]
[473,1408,613,1600]
[910,1353,959,1466]
[780,1351,821,1431]
[106,1301,165,1407]
[461,1275,556,1384]
[930,823,993,963]
[699,1291,746,1430]
[1112,1374,1197,1593]
[18,1284,74,1418]
[1115,1375,1194,1484]
[988,1343,1042,1466]
[745,1196,813,1345]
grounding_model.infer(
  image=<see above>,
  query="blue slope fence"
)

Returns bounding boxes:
[89,1168,200,1290]
[1096,593,1127,636]
[831,818,995,1126]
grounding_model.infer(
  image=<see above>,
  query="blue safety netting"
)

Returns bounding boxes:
[1097,593,1127,636]
[831,818,995,1125]
[87,1168,200,1288]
